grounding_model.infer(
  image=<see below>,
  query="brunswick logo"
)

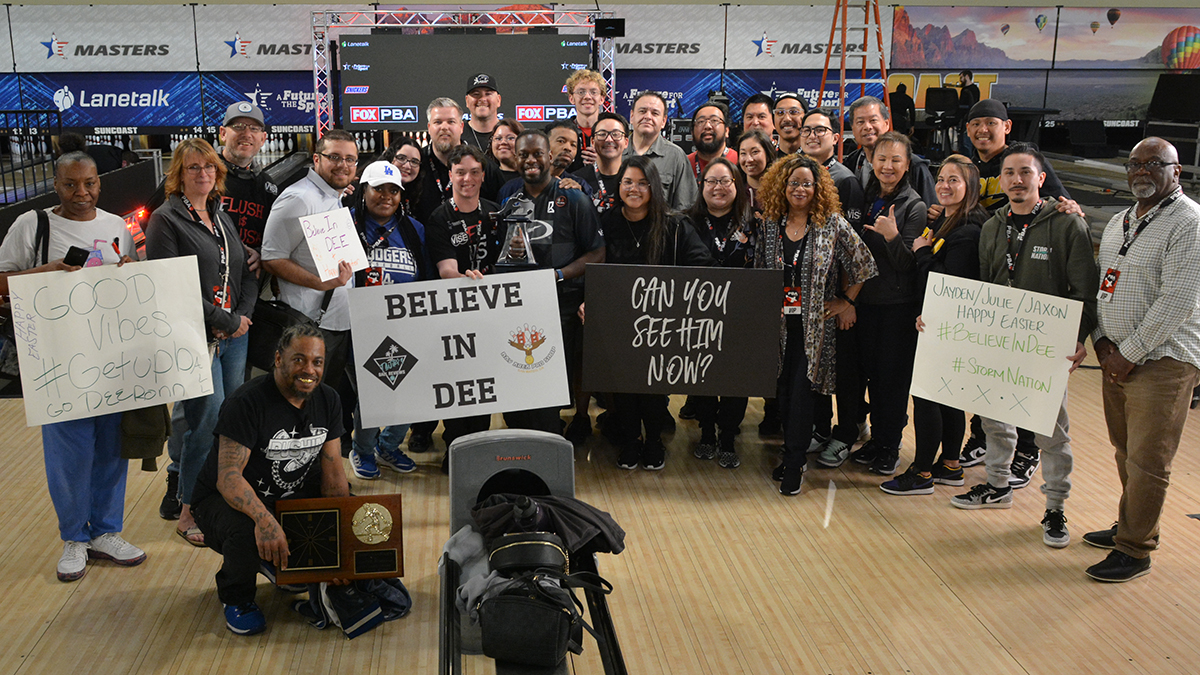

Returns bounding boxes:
[503,324,556,372]
[42,34,69,59]
[225,32,252,58]
[364,337,418,390]
[752,32,778,57]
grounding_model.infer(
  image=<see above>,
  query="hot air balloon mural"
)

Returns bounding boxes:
[1000,23,1010,36]
[1162,26,1200,71]
[1035,14,1048,32]
[1091,21,1101,34]
[1107,8,1121,28]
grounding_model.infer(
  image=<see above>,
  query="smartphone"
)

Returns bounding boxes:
[63,246,89,267]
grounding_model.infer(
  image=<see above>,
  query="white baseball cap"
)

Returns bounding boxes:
[359,160,404,188]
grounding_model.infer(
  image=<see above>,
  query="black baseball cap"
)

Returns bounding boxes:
[466,73,499,95]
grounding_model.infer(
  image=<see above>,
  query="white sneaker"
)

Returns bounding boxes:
[57,541,89,582]
[857,421,871,442]
[88,533,147,567]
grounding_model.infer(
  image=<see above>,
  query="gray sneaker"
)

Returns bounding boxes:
[1042,509,1070,548]
[816,439,850,468]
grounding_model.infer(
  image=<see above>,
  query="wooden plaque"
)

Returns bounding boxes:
[274,494,404,585]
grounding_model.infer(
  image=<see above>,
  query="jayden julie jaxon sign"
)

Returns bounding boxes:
[582,264,782,397]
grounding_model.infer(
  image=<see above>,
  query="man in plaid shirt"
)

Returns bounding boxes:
[1086,137,1200,583]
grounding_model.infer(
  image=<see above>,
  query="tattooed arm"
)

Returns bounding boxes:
[319,438,350,498]
[215,435,290,570]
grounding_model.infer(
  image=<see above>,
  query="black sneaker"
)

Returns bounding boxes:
[159,471,181,521]
[779,467,804,496]
[694,432,718,460]
[617,442,641,470]
[1082,523,1118,549]
[850,439,882,465]
[880,467,934,495]
[1042,509,1070,548]
[867,447,901,475]
[642,441,666,471]
[1086,550,1151,583]
[408,429,433,453]
[930,462,965,486]
[950,483,1013,510]
[564,416,592,445]
[959,437,986,467]
[717,450,740,469]
[1009,451,1040,489]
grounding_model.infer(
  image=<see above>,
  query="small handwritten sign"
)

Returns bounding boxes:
[910,273,1083,436]
[300,207,369,282]
[9,257,213,427]
[582,264,782,396]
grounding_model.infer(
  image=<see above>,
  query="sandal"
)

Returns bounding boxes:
[175,526,206,548]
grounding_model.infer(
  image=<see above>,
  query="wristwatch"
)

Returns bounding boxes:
[555,269,564,283]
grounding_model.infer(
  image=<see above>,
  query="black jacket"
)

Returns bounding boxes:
[857,183,926,306]
[914,207,986,309]
[145,194,257,335]
[600,209,714,267]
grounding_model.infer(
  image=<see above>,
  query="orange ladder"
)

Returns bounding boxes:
[818,0,891,160]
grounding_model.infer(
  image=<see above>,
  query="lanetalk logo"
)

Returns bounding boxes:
[52,85,171,111]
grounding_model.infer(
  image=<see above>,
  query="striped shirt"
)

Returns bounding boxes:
[1093,189,1200,368]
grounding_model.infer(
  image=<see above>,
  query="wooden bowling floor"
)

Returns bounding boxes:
[2,355,1200,675]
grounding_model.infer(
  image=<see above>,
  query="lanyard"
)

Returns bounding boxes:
[361,216,400,252]
[782,228,807,286]
[867,197,888,223]
[1118,190,1180,258]
[427,154,451,201]
[1004,199,1044,283]
[181,194,227,285]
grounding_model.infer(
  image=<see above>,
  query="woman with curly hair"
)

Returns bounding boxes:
[756,154,876,495]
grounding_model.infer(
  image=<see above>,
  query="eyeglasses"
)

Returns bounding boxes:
[787,180,815,190]
[316,152,358,166]
[185,163,217,175]
[774,107,805,118]
[1123,160,1178,173]
[226,123,264,133]
[703,177,735,187]
[593,130,626,141]
[573,87,602,98]
[391,156,421,168]
[800,126,832,137]
[493,134,518,144]
[620,178,652,191]
[694,115,725,129]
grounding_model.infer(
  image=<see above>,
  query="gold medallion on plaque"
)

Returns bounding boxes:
[351,503,394,544]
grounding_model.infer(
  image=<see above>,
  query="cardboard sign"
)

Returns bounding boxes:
[300,207,369,282]
[9,257,213,426]
[582,264,783,397]
[910,273,1083,436]
[349,269,570,427]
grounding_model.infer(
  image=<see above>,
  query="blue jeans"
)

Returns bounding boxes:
[180,334,248,504]
[353,420,410,458]
[43,412,126,542]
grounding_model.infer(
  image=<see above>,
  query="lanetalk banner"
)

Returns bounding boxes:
[910,273,1083,437]
[349,270,570,427]
[9,257,212,427]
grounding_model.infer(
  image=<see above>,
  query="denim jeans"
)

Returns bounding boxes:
[180,333,249,504]
[43,412,126,542]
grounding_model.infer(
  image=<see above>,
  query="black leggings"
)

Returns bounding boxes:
[778,332,815,469]
[912,397,964,472]
[854,303,918,449]
[694,395,749,442]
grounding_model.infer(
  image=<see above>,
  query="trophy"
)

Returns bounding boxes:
[493,196,540,273]
[274,494,403,584]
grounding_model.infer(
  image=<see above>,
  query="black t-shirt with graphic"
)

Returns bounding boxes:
[426,198,503,275]
[193,374,344,511]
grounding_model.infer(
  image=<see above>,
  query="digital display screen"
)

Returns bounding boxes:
[338,33,592,131]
